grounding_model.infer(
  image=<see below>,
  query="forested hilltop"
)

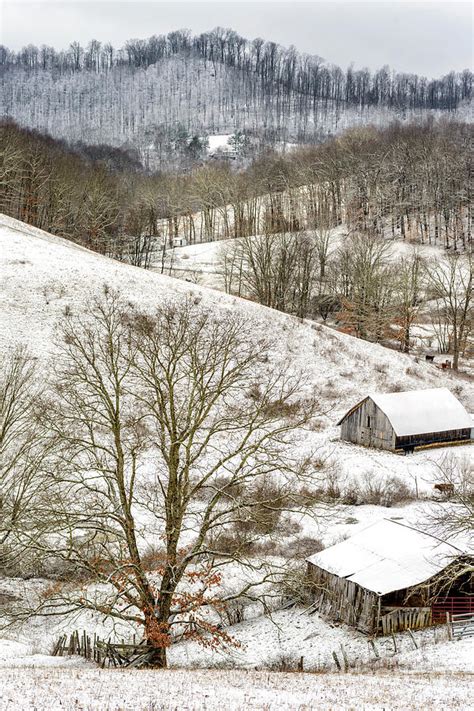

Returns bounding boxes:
[1,28,472,168]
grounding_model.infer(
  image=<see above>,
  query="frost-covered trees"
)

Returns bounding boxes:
[0,29,471,166]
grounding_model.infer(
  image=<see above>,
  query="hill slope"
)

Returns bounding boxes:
[1,214,472,492]
[2,29,472,168]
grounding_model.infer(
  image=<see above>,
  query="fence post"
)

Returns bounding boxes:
[369,639,380,659]
[340,644,349,672]
[446,612,453,640]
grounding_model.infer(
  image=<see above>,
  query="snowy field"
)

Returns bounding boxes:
[0,605,472,709]
[0,658,472,710]
[157,238,226,289]
[155,225,455,290]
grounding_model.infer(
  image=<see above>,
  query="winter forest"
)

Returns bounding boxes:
[0,10,473,711]
[1,28,472,168]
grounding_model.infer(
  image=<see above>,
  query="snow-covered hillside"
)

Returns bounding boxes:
[2,52,471,169]
[1,214,473,706]
[1,213,472,494]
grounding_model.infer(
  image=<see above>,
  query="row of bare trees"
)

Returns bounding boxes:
[0,294,324,667]
[2,120,472,257]
[2,29,471,111]
[221,233,473,368]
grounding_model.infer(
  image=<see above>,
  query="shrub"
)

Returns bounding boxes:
[141,544,166,571]
[346,473,415,507]
[281,536,324,560]
[341,483,359,505]
[208,528,253,556]
[323,471,341,500]
[266,653,300,672]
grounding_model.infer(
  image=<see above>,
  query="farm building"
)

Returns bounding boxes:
[338,388,473,453]
[306,519,473,635]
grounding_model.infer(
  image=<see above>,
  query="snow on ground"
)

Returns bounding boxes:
[159,238,226,288]
[0,639,87,670]
[207,134,234,154]
[0,608,472,708]
[168,606,457,672]
[0,663,471,710]
[1,213,472,493]
[0,574,470,676]
[394,637,473,674]
[0,214,473,708]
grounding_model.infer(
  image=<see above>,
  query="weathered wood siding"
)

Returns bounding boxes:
[307,562,379,634]
[308,558,474,636]
[341,398,472,452]
[340,398,395,451]
[379,607,432,634]
[395,428,471,450]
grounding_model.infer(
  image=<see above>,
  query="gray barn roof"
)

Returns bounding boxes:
[338,388,472,437]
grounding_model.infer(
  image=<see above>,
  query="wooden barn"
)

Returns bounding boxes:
[306,519,473,635]
[338,388,473,453]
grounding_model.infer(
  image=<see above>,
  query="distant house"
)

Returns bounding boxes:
[172,235,187,248]
[306,519,473,635]
[338,388,472,453]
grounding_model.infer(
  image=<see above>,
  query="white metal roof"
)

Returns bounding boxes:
[306,519,468,596]
[340,388,472,437]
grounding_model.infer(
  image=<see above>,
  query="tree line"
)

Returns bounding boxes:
[1,28,471,168]
[1,119,471,258]
[221,232,472,368]
[1,27,472,111]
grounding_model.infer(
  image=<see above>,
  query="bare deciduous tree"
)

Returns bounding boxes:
[16,292,324,667]
[427,252,473,369]
[332,233,395,342]
[418,454,474,596]
[0,349,48,571]
[393,252,425,353]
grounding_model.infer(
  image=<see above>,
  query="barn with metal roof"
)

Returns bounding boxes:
[306,519,473,634]
[337,388,473,452]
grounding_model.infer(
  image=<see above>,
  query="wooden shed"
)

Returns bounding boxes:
[338,388,473,453]
[306,519,473,635]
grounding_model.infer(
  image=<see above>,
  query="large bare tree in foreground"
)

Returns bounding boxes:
[16,293,323,667]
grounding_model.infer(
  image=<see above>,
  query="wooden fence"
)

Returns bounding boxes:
[52,630,158,668]
[379,607,432,635]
